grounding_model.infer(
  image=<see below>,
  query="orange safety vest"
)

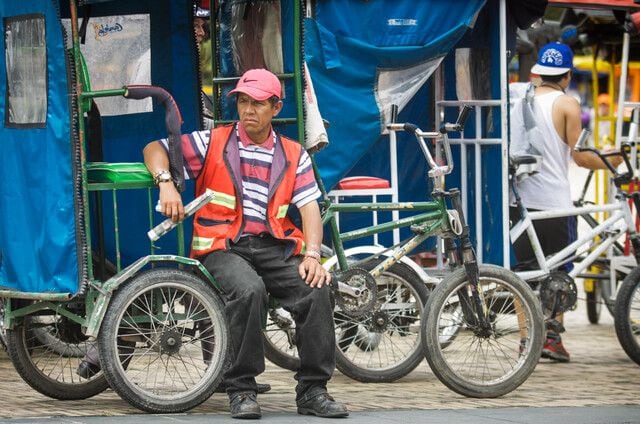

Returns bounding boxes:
[191,124,306,258]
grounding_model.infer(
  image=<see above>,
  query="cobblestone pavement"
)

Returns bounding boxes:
[0,291,638,420]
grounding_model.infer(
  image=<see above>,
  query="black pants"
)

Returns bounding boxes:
[509,206,577,272]
[201,234,335,401]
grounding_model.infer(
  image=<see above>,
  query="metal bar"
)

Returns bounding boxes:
[500,0,509,267]
[211,73,295,84]
[389,123,400,244]
[475,107,483,263]
[147,188,155,255]
[112,189,121,271]
[80,88,126,99]
[293,0,305,145]
[0,291,72,301]
[340,211,445,242]
[215,118,298,125]
[327,201,441,213]
[615,32,630,149]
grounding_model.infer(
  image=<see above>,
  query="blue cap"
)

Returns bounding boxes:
[531,42,573,76]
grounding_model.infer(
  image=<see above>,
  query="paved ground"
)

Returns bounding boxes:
[0,290,638,421]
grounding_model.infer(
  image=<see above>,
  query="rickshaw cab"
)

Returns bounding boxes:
[0,0,229,413]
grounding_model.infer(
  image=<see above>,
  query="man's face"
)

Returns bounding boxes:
[194,18,208,44]
[236,93,282,143]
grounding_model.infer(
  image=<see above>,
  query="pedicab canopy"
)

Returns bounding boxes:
[0,1,200,294]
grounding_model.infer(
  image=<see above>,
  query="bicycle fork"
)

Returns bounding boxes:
[443,189,492,335]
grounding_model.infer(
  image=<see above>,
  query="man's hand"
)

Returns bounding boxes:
[159,181,184,222]
[299,257,332,288]
[601,145,624,169]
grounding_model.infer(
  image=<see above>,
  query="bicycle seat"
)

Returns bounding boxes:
[509,155,542,183]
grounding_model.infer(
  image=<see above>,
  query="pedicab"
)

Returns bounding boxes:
[0,0,230,413]
[0,1,377,412]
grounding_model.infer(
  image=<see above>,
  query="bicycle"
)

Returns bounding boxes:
[509,129,640,334]
[260,105,545,396]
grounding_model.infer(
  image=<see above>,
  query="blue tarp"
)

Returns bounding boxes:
[308,0,486,191]
[0,0,79,293]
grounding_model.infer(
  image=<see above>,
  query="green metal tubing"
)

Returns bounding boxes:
[177,223,186,257]
[369,231,432,278]
[147,188,154,255]
[293,0,305,144]
[80,88,127,100]
[88,181,156,191]
[112,190,121,271]
[2,301,85,328]
[0,291,71,302]
[211,73,295,84]
[94,191,107,281]
[328,201,442,213]
[339,211,445,242]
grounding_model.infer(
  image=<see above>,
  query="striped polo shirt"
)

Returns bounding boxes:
[160,123,320,235]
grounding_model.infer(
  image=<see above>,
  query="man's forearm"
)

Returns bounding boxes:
[299,201,323,256]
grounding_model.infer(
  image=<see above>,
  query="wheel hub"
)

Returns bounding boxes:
[370,311,389,333]
[159,330,182,355]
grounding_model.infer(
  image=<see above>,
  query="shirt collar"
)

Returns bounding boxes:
[237,122,275,150]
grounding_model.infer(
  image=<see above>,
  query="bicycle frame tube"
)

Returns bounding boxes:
[514,198,633,281]
[322,199,448,273]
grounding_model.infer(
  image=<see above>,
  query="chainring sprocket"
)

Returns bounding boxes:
[332,267,377,318]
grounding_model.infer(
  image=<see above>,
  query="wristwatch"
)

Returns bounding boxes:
[153,169,172,186]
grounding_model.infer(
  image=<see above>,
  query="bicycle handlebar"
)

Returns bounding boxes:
[574,128,634,186]
[124,85,185,192]
[386,105,473,179]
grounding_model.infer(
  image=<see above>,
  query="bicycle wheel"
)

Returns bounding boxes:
[335,261,431,382]
[422,264,544,398]
[98,268,229,413]
[6,314,109,400]
[263,306,299,371]
[585,279,602,324]
[614,267,640,366]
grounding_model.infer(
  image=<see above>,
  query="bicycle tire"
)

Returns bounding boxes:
[614,266,640,366]
[335,260,431,383]
[422,265,544,398]
[5,316,109,400]
[263,307,299,371]
[586,280,602,324]
[98,268,229,413]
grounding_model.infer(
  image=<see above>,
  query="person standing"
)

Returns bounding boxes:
[510,42,622,362]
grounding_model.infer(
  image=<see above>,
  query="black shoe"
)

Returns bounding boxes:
[297,392,349,418]
[76,360,101,379]
[229,392,261,419]
[216,381,272,394]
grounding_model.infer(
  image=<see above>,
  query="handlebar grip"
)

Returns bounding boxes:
[456,105,472,129]
[390,104,398,124]
[574,128,591,152]
[124,85,185,192]
[403,123,419,136]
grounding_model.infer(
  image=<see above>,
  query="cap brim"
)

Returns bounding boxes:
[227,87,275,101]
[531,63,571,76]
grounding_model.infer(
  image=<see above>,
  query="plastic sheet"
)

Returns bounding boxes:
[4,15,47,127]
[229,0,283,74]
[63,14,151,116]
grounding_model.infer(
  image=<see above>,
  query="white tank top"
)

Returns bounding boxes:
[516,90,573,210]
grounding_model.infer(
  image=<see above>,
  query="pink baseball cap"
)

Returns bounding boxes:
[228,69,282,101]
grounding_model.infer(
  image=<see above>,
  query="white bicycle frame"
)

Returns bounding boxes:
[510,195,637,283]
